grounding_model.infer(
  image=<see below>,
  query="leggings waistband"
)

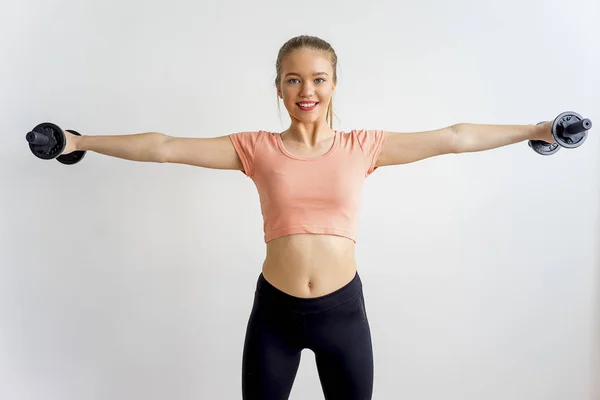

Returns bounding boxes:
[255,272,363,314]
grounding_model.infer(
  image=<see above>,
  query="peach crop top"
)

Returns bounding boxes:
[229,129,388,243]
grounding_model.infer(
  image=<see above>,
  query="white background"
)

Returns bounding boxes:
[1,0,599,399]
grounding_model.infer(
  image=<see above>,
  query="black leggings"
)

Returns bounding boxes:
[241,272,374,399]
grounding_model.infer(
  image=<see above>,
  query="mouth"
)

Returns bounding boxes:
[296,102,319,111]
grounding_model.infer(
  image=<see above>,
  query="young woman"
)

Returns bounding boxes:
[58,35,556,399]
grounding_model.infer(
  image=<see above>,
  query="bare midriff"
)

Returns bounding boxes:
[262,233,357,298]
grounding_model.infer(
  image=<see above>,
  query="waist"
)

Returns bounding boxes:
[254,270,363,314]
[262,234,357,298]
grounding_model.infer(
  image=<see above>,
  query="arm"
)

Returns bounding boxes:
[72,132,243,170]
[375,122,552,167]
[453,121,552,153]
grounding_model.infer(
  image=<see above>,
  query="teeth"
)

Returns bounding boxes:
[298,103,316,107]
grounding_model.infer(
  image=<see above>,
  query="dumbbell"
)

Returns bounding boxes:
[26,122,86,165]
[528,111,592,156]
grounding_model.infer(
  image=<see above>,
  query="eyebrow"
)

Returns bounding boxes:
[284,72,329,77]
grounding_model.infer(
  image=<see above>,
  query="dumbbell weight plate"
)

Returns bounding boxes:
[528,139,560,155]
[56,130,87,165]
[552,111,588,149]
[28,122,66,160]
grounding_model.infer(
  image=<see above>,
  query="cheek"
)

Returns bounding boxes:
[282,88,295,101]
[284,96,295,107]
[318,86,333,96]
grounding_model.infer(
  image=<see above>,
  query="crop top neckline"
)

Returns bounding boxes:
[273,130,339,161]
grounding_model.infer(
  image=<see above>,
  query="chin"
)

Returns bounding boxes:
[293,114,327,123]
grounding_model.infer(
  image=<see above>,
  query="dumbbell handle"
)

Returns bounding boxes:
[563,118,592,136]
[26,131,50,146]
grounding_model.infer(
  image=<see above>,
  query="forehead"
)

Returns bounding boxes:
[281,48,332,73]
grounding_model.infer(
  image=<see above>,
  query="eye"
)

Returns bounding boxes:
[315,78,326,84]
[287,78,300,84]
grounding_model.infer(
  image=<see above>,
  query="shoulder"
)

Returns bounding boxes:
[230,130,269,140]
[337,129,388,176]
[229,130,275,148]
[341,129,388,149]
[229,130,275,177]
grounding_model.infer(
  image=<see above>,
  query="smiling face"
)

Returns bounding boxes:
[277,48,337,126]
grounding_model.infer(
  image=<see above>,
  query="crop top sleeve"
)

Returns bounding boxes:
[355,129,388,176]
[229,131,264,177]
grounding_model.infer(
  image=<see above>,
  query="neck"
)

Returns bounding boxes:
[286,120,334,147]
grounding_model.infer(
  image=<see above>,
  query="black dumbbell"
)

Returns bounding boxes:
[529,111,592,156]
[26,122,86,165]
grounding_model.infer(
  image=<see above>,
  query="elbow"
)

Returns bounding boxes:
[153,132,171,163]
[449,124,463,154]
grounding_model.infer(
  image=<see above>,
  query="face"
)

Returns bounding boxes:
[277,48,336,125]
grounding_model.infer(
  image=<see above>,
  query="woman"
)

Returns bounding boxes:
[58,35,556,399]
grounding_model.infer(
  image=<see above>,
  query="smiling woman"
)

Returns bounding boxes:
[275,36,338,130]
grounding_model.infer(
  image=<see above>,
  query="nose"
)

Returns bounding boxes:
[299,83,315,98]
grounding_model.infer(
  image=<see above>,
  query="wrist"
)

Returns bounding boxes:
[73,134,84,151]
[533,121,553,142]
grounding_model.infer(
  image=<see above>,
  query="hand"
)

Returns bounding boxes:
[61,129,80,155]
[535,121,555,144]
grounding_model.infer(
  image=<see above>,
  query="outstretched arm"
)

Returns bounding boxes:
[376,121,553,167]
[453,121,553,153]
[69,131,243,170]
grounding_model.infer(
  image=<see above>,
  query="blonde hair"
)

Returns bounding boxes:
[275,35,338,129]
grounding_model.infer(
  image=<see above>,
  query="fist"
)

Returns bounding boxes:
[536,121,555,144]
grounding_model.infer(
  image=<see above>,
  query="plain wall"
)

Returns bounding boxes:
[1,0,599,399]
